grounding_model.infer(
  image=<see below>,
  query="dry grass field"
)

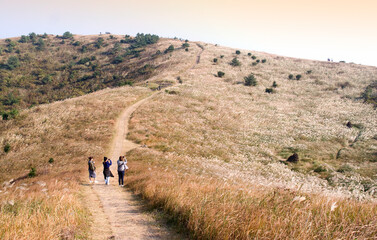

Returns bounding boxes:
[0,34,376,239]
[0,86,151,239]
[127,42,377,238]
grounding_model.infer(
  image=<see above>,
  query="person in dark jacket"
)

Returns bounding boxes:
[103,157,113,185]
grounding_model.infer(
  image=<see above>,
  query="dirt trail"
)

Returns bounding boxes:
[84,44,204,240]
[85,93,181,240]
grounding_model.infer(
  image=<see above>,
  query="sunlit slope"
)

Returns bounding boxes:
[129,41,377,198]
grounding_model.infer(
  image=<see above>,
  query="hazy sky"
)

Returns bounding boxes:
[1,0,376,66]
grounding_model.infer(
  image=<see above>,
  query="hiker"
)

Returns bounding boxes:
[103,157,113,185]
[88,156,97,183]
[117,156,128,187]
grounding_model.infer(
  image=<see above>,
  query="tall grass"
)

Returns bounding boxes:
[0,86,152,239]
[126,149,377,239]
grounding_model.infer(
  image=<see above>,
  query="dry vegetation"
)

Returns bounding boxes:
[1,34,376,239]
[0,86,151,239]
[127,43,377,238]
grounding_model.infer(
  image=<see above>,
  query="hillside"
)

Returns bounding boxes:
[0,33,376,239]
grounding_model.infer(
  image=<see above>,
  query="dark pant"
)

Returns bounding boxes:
[118,171,125,185]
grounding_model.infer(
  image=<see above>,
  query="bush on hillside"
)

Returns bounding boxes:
[272,81,278,88]
[77,57,91,65]
[288,74,294,80]
[35,38,45,51]
[19,35,30,43]
[7,56,20,70]
[265,88,275,93]
[182,43,189,48]
[95,37,104,48]
[236,50,241,55]
[251,55,257,60]
[48,158,54,163]
[248,53,251,56]
[164,45,174,54]
[112,55,124,64]
[28,167,36,178]
[296,74,302,80]
[256,59,260,63]
[252,62,258,66]
[261,59,266,63]
[185,48,189,52]
[62,31,73,39]
[230,57,241,66]
[244,74,257,86]
[4,143,11,153]
[220,55,224,58]
[217,71,225,78]
[213,58,218,63]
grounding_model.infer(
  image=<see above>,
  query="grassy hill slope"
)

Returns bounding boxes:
[0,33,376,239]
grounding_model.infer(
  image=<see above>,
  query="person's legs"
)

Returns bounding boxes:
[120,171,124,186]
[118,171,121,185]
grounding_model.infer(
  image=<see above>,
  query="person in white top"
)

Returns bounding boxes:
[117,155,128,186]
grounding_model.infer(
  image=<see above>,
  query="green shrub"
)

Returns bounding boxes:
[265,88,275,93]
[248,53,251,56]
[177,76,183,84]
[272,81,278,88]
[230,57,241,66]
[213,58,218,63]
[252,62,258,66]
[244,74,257,86]
[77,57,91,65]
[95,37,104,48]
[73,41,81,46]
[296,74,302,80]
[217,71,225,78]
[220,55,224,58]
[185,48,189,52]
[2,93,20,106]
[182,43,189,48]
[48,158,54,163]
[62,31,73,39]
[236,50,241,55]
[251,56,257,60]
[36,38,45,51]
[256,59,260,63]
[306,70,312,74]
[41,75,52,84]
[28,167,36,178]
[261,59,266,63]
[164,45,174,54]
[7,56,20,70]
[288,74,294,80]
[19,35,30,43]
[4,143,10,153]
[112,55,124,64]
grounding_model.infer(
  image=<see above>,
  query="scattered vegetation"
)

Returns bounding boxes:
[244,74,257,86]
[230,57,241,66]
[3,143,10,153]
[213,58,218,63]
[288,74,294,80]
[235,50,241,55]
[217,71,225,78]
[164,45,174,54]
[296,74,302,80]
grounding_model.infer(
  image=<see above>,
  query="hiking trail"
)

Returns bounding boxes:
[83,45,204,240]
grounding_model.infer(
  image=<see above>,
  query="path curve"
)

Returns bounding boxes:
[85,44,204,239]
[87,93,181,240]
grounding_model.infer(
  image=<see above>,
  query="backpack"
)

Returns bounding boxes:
[89,161,96,171]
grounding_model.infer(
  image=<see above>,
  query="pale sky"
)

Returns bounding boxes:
[1,0,376,66]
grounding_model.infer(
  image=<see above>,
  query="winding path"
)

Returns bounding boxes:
[84,43,204,240]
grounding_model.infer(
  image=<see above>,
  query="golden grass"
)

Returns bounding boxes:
[125,41,377,238]
[126,149,377,239]
[0,86,152,239]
